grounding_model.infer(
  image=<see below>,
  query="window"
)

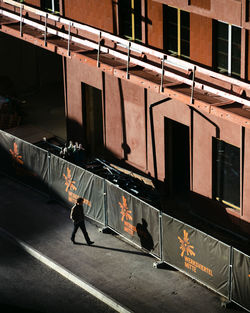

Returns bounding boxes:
[247,0,250,22]
[212,138,240,209]
[163,6,190,59]
[118,0,142,42]
[41,0,60,14]
[213,21,241,77]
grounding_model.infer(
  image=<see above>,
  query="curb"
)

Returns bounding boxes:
[0,227,133,313]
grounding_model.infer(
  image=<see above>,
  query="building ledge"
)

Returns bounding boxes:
[1,0,250,128]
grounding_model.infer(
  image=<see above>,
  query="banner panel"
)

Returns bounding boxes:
[107,181,160,256]
[232,249,250,311]
[0,130,15,175]
[50,155,104,224]
[0,130,48,192]
[162,214,230,297]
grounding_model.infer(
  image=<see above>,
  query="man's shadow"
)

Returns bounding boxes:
[71,242,151,257]
[136,218,154,252]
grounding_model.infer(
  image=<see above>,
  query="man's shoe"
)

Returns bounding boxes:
[88,241,94,246]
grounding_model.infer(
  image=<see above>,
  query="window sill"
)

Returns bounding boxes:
[215,197,240,212]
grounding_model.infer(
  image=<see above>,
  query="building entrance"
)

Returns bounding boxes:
[165,118,190,195]
[82,84,103,156]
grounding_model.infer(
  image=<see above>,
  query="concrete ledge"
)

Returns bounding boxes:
[0,227,133,313]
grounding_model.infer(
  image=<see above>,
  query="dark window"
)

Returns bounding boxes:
[41,0,60,13]
[165,6,178,55]
[214,21,228,74]
[232,26,241,77]
[164,118,190,195]
[213,138,240,209]
[247,0,250,22]
[164,6,190,59]
[118,0,142,42]
[213,21,241,77]
[181,10,190,58]
[82,84,103,155]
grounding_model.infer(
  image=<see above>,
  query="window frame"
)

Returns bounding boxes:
[246,0,250,22]
[42,0,60,14]
[212,137,241,211]
[213,20,241,77]
[118,0,142,43]
[163,6,190,59]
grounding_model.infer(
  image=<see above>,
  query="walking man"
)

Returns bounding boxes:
[70,197,94,245]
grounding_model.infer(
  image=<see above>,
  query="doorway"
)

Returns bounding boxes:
[82,83,104,156]
[165,118,190,195]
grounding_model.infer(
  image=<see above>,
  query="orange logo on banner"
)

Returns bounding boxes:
[119,196,136,236]
[9,142,23,165]
[62,167,91,207]
[119,196,132,222]
[178,230,213,277]
[178,230,195,257]
[9,142,36,177]
[63,167,77,192]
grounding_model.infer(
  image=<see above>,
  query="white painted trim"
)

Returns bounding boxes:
[51,0,55,13]
[228,24,232,76]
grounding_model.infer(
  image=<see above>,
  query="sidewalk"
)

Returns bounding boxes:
[0,175,246,313]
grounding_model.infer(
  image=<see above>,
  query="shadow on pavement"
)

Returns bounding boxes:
[72,241,153,257]
[0,303,42,313]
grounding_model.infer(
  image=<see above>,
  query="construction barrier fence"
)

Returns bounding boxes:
[0,130,48,193]
[162,214,231,298]
[0,129,249,312]
[106,181,160,258]
[49,154,105,224]
[231,248,250,311]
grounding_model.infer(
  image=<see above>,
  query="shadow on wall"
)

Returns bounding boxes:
[65,117,250,248]
[190,192,250,253]
[136,218,154,251]
[118,78,131,161]
[66,116,151,182]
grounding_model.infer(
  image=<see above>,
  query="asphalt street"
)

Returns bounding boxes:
[0,175,247,313]
[0,232,115,313]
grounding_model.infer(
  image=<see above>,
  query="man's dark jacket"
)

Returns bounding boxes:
[70,204,85,223]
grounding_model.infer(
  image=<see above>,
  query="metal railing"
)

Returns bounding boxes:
[1,0,250,108]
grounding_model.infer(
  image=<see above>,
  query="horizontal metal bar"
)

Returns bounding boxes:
[3,0,250,90]
[1,9,109,52]
[1,5,250,107]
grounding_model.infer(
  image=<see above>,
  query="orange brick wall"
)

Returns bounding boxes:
[190,13,212,67]
[147,0,163,50]
[64,0,114,33]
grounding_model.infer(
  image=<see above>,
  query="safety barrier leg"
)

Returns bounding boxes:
[221,246,233,308]
[99,179,109,233]
[153,211,165,268]
[46,151,55,203]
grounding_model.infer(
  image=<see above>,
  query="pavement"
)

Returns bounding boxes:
[0,233,116,313]
[0,174,247,313]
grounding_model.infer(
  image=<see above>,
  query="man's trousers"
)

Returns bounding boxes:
[71,220,91,244]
